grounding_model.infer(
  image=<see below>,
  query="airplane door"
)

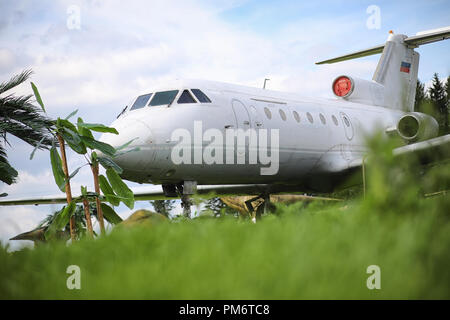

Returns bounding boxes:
[231,99,251,129]
[231,99,251,160]
[248,105,264,128]
[340,112,354,140]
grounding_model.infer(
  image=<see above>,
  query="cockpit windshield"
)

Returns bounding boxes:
[128,89,212,112]
[177,90,196,104]
[191,89,211,103]
[149,90,179,106]
[130,93,152,110]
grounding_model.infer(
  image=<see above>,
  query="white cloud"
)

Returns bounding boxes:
[0,48,16,73]
[0,206,48,251]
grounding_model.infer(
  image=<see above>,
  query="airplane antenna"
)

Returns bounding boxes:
[263,78,270,89]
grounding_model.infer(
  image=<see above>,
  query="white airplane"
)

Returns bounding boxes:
[1,27,449,217]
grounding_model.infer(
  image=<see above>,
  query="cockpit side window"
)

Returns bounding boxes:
[130,93,152,110]
[177,90,197,104]
[191,89,211,103]
[149,90,179,106]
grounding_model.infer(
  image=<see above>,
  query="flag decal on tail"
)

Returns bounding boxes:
[400,61,411,73]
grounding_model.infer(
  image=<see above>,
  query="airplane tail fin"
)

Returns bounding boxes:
[316,27,450,112]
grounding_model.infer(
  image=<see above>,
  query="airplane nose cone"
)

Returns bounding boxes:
[99,118,152,151]
[98,118,154,178]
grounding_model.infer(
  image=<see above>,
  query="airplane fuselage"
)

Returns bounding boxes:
[101,79,404,193]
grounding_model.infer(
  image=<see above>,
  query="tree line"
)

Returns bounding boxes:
[415,73,450,135]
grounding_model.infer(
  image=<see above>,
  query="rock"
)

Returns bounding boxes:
[119,209,168,228]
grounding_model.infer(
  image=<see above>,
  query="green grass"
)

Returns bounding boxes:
[1,135,449,299]
[0,196,449,299]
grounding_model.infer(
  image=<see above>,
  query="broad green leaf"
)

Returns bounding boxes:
[81,186,88,197]
[97,156,123,174]
[77,118,94,139]
[44,227,53,240]
[65,109,78,120]
[57,118,79,134]
[77,122,118,134]
[106,168,134,209]
[54,201,76,230]
[98,174,120,206]
[68,165,84,180]
[57,118,83,154]
[98,174,113,194]
[101,203,123,225]
[60,128,86,155]
[79,126,94,139]
[114,147,140,158]
[31,82,45,113]
[44,202,76,240]
[29,136,47,160]
[80,136,115,156]
[50,146,66,192]
[115,138,138,151]
[62,127,81,144]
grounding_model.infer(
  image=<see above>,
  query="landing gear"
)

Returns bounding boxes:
[177,181,197,218]
[244,193,272,223]
[162,184,178,197]
[162,181,197,218]
[180,194,193,218]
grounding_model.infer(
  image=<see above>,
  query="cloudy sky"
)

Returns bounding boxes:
[0,0,449,250]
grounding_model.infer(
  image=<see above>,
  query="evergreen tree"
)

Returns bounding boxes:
[428,73,448,135]
[414,79,428,112]
[445,75,450,134]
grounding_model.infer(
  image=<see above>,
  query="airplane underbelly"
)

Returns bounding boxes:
[149,147,320,184]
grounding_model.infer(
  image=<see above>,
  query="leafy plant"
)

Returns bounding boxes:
[30,83,134,241]
[0,70,54,185]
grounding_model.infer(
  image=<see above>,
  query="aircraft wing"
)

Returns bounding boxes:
[0,183,340,206]
[404,26,450,46]
[0,194,70,206]
[315,44,385,65]
[345,134,450,170]
[392,134,450,163]
[1,135,447,207]
[316,26,450,64]
[0,184,299,206]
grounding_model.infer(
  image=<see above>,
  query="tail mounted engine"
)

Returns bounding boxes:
[397,112,439,143]
[332,75,385,106]
[319,27,450,111]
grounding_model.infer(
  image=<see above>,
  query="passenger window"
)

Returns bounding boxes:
[343,116,350,127]
[264,107,272,119]
[293,111,300,123]
[279,109,286,121]
[178,90,197,104]
[319,113,326,125]
[332,115,338,126]
[191,89,211,103]
[307,112,314,123]
[130,93,152,110]
[149,90,179,106]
